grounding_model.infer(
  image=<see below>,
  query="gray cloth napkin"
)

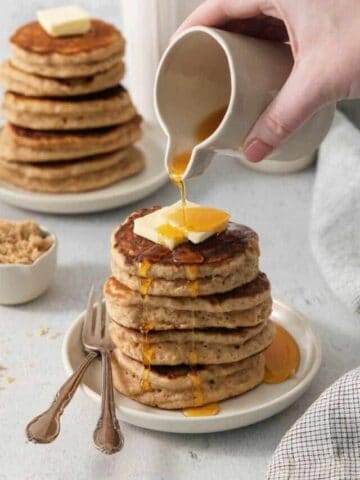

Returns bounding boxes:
[267,111,360,479]
[310,110,360,315]
[267,367,360,479]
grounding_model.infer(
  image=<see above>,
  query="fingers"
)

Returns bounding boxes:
[225,16,288,41]
[243,63,330,162]
[173,0,262,39]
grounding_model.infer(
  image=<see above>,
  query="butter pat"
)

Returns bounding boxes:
[134,201,229,250]
[168,205,229,244]
[37,6,91,37]
[133,203,191,250]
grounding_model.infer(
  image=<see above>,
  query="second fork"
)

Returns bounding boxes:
[83,295,124,454]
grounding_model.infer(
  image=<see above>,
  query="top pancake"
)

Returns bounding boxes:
[10,20,125,63]
[111,207,260,282]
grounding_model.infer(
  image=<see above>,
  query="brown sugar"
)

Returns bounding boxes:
[0,220,53,264]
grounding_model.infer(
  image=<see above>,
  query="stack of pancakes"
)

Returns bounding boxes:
[0,19,144,193]
[104,207,275,410]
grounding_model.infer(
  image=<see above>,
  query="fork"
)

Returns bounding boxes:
[26,287,98,444]
[26,289,123,454]
[83,294,124,454]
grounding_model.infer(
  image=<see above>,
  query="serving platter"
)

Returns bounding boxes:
[62,298,321,434]
[0,123,168,214]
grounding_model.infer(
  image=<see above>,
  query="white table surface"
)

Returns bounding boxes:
[1,157,359,480]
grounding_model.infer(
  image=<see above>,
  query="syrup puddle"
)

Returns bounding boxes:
[183,403,220,417]
[263,323,300,384]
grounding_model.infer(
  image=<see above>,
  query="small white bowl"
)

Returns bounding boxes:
[0,226,57,305]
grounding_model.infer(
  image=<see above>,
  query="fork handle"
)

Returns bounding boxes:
[93,351,124,454]
[26,351,98,444]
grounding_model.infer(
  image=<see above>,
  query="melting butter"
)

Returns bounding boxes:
[168,207,229,233]
[134,201,229,250]
[156,224,185,242]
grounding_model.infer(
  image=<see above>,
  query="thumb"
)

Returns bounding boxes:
[243,64,329,162]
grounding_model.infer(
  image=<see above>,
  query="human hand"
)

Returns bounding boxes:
[175,0,360,162]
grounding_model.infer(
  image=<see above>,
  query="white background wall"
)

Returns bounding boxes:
[0,0,358,126]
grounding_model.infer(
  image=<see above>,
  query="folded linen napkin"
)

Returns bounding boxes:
[310,110,360,315]
[267,366,360,479]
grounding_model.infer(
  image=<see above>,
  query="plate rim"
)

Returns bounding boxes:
[62,298,322,432]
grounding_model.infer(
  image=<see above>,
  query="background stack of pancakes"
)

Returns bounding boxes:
[104,207,275,410]
[0,19,144,193]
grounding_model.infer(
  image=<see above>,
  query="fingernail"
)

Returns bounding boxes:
[244,139,273,163]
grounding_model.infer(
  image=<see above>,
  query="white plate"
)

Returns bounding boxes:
[0,124,168,214]
[62,299,321,434]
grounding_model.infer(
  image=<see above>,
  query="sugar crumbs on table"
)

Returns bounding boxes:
[48,332,62,340]
[36,327,49,336]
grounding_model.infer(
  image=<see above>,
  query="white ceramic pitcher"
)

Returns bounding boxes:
[154,27,336,178]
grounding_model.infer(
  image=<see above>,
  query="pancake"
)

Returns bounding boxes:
[2,102,136,130]
[0,147,130,179]
[2,94,137,130]
[3,86,129,114]
[0,118,142,162]
[112,350,265,409]
[10,20,125,64]
[0,60,124,97]
[111,207,260,295]
[2,86,137,129]
[110,320,274,365]
[11,52,122,79]
[0,147,145,193]
[106,287,272,330]
[104,274,271,313]
[112,263,258,297]
[109,299,272,330]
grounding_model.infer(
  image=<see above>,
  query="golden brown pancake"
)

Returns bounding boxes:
[11,52,122,79]
[105,275,272,330]
[112,350,265,409]
[104,273,271,313]
[113,207,259,267]
[1,118,142,162]
[0,147,129,179]
[111,207,260,294]
[0,146,145,193]
[0,60,125,97]
[110,320,275,365]
[3,85,128,110]
[10,19,124,57]
[2,86,137,129]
